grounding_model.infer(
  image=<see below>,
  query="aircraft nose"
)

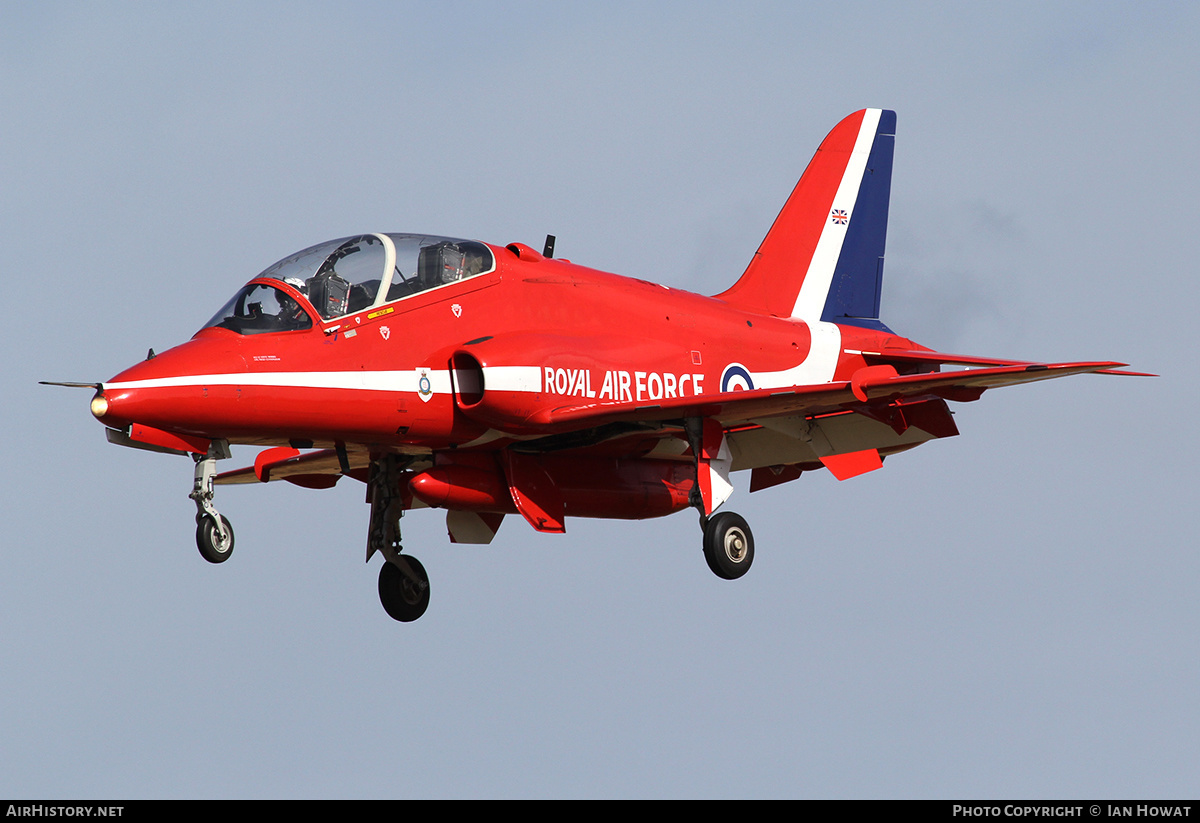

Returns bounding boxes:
[93,337,247,436]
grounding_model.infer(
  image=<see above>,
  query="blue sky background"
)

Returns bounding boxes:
[2,1,1195,798]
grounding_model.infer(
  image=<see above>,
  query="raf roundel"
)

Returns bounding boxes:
[720,363,755,393]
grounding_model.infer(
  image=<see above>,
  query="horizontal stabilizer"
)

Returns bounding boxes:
[857,347,1156,376]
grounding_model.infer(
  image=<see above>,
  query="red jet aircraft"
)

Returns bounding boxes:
[47,109,1144,622]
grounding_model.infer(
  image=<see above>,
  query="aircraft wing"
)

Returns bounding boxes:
[215,359,1141,487]
[529,360,1135,431]
[215,446,372,487]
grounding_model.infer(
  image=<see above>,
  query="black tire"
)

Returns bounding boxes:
[378,556,430,622]
[196,514,234,564]
[703,511,754,580]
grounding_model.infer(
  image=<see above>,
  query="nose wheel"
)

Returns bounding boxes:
[703,511,754,579]
[196,514,235,563]
[378,556,430,622]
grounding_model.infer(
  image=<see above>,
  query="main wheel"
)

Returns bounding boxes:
[196,514,234,564]
[703,511,754,580]
[378,556,430,622]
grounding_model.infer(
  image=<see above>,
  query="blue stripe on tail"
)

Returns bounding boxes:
[821,110,896,331]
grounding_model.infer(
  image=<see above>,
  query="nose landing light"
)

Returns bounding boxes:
[90,393,109,419]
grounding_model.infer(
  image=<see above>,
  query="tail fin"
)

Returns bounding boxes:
[715,108,896,329]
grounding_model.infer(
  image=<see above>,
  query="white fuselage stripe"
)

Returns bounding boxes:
[107,371,442,393]
[479,366,542,393]
[104,351,845,399]
[749,321,843,387]
[105,366,546,395]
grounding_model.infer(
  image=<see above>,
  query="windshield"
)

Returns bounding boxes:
[201,282,313,335]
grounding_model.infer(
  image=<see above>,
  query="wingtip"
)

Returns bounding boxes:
[1094,368,1157,377]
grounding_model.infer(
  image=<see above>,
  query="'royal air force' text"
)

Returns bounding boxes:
[543,368,704,403]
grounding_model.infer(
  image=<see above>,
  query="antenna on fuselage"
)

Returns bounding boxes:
[543,235,556,258]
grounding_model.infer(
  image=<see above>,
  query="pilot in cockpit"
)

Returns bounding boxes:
[273,278,312,329]
[276,292,310,330]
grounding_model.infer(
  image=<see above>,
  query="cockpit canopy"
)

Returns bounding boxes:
[202,233,495,335]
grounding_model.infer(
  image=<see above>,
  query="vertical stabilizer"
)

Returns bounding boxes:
[715,109,895,329]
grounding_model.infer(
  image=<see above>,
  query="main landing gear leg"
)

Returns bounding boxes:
[366,456,429,622]
[190,441,234,564]
[693,494,755,580]
[685,417,754,580]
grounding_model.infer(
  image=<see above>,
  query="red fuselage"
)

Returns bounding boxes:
[96,244,902,454]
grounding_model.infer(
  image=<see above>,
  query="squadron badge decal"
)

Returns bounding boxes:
[416,369,433,402]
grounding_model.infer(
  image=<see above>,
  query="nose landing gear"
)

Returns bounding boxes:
[190,442,234,564]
